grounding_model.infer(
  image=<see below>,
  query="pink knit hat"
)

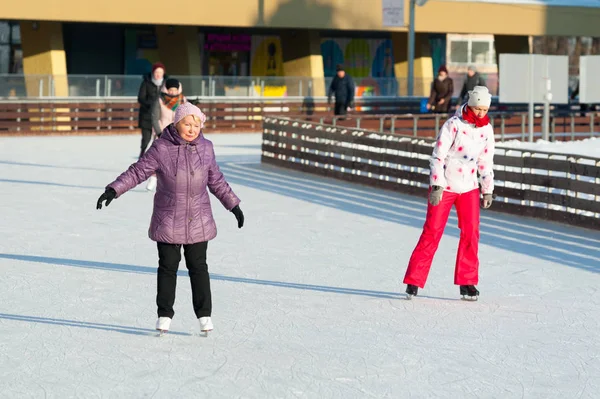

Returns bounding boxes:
[174,102,207,128]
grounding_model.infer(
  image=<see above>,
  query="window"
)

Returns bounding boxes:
[450,40,469,63]
[471,41,491,64]
[448,35,496,66]
[0,21,21,74]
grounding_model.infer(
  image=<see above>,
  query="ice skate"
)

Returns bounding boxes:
[460,285,479,301]
[405,284,419,300]
[199,317,213,336]
[156,317,172,336]
[146,175,157,191]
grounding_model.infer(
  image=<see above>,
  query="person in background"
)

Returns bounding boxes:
[427,65,454,113]
[137,62,167,159]
[146,78,187,191]
[570,80,595,116]
[328,64,355,116]
[96,102,244,336]
[403,86,495,301]
[459,66,486,104]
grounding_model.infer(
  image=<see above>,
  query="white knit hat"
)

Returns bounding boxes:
[468,86,492,107]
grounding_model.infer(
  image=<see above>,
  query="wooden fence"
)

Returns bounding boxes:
[0,100,139,134]
[261,117,600,230]
[1,98,598,140]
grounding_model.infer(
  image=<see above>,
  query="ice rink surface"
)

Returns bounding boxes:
[0,133,598,398]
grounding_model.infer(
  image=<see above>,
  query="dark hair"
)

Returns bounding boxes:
[336,64,344,72]
[438,65,448,74]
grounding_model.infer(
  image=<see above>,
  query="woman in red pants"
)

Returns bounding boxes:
[404,86,495,300]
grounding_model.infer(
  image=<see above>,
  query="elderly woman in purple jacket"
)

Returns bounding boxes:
[96,102,244,335]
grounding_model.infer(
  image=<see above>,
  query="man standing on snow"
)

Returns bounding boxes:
[328,64,355,116]
[459,66,486,104]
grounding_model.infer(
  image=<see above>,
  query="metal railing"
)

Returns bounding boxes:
[1,96,597,142]
[0,74,438,98]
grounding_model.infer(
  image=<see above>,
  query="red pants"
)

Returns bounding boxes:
[404,188,480,288]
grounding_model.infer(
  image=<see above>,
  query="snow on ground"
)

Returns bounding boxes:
[0,133,599,398]
[499,137,600,158]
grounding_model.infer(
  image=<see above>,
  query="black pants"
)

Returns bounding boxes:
[140,127,153,159]
[156,242,211,319]
[334,102,348,116]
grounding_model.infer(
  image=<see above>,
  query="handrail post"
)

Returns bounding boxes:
[413,115,418,137]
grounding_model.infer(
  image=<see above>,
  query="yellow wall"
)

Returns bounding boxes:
[280,30,325,96]
[20,21,68,97]
[4,0,600,36]
[392,32,433,97]
[414,2,600,37]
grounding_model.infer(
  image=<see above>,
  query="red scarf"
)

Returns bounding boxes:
[462,106,490,128]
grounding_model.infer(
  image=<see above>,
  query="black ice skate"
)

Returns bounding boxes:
[405,284,419,300]
[460,285,479,301]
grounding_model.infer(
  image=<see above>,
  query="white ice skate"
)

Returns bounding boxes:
[156,317,172,336]
[199,317,213,336]
[146,175,157,191]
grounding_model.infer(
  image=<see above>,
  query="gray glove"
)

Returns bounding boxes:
[481,193,493,209]
[429,185,443,206]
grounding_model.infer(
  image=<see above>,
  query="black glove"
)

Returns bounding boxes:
[96,188,117,210]
[231,205,244,229]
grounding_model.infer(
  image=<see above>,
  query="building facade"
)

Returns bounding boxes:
[1,0,599,97]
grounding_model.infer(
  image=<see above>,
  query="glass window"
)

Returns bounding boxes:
[450,40,469,63]
[471,41,491,64]
[0,22,9,44]
[0,45,9,73]
[11,23,20,45]
[11,48,23,73]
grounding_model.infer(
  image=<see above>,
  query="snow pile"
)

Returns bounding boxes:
[499,137,600,159]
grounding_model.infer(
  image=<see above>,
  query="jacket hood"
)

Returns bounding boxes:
[455,104,466,118]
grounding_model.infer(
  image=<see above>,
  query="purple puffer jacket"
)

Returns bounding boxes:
[107,125,240,244]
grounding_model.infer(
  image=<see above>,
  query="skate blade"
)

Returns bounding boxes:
[461,295,479,302]
[157,329,168,337]
[405,294,415,300]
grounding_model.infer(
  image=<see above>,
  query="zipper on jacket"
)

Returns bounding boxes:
[196,144,206,239]
[185,144,190,244]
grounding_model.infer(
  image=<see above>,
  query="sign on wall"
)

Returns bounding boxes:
[382,0,405,27]
[499,54,569,104]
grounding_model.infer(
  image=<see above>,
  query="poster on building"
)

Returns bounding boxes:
[382,0,404,27]
[321,37,397,96]
[251,36,286,96]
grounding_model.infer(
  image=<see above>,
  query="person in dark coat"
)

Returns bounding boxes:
[459,66,486,103]
[137,62,167,159]
[427,65,454,114]
[328,64,355,116]
[570,81,595,116]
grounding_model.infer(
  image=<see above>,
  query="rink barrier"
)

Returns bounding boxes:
[1,97,597,140]
[261,117,600,230]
